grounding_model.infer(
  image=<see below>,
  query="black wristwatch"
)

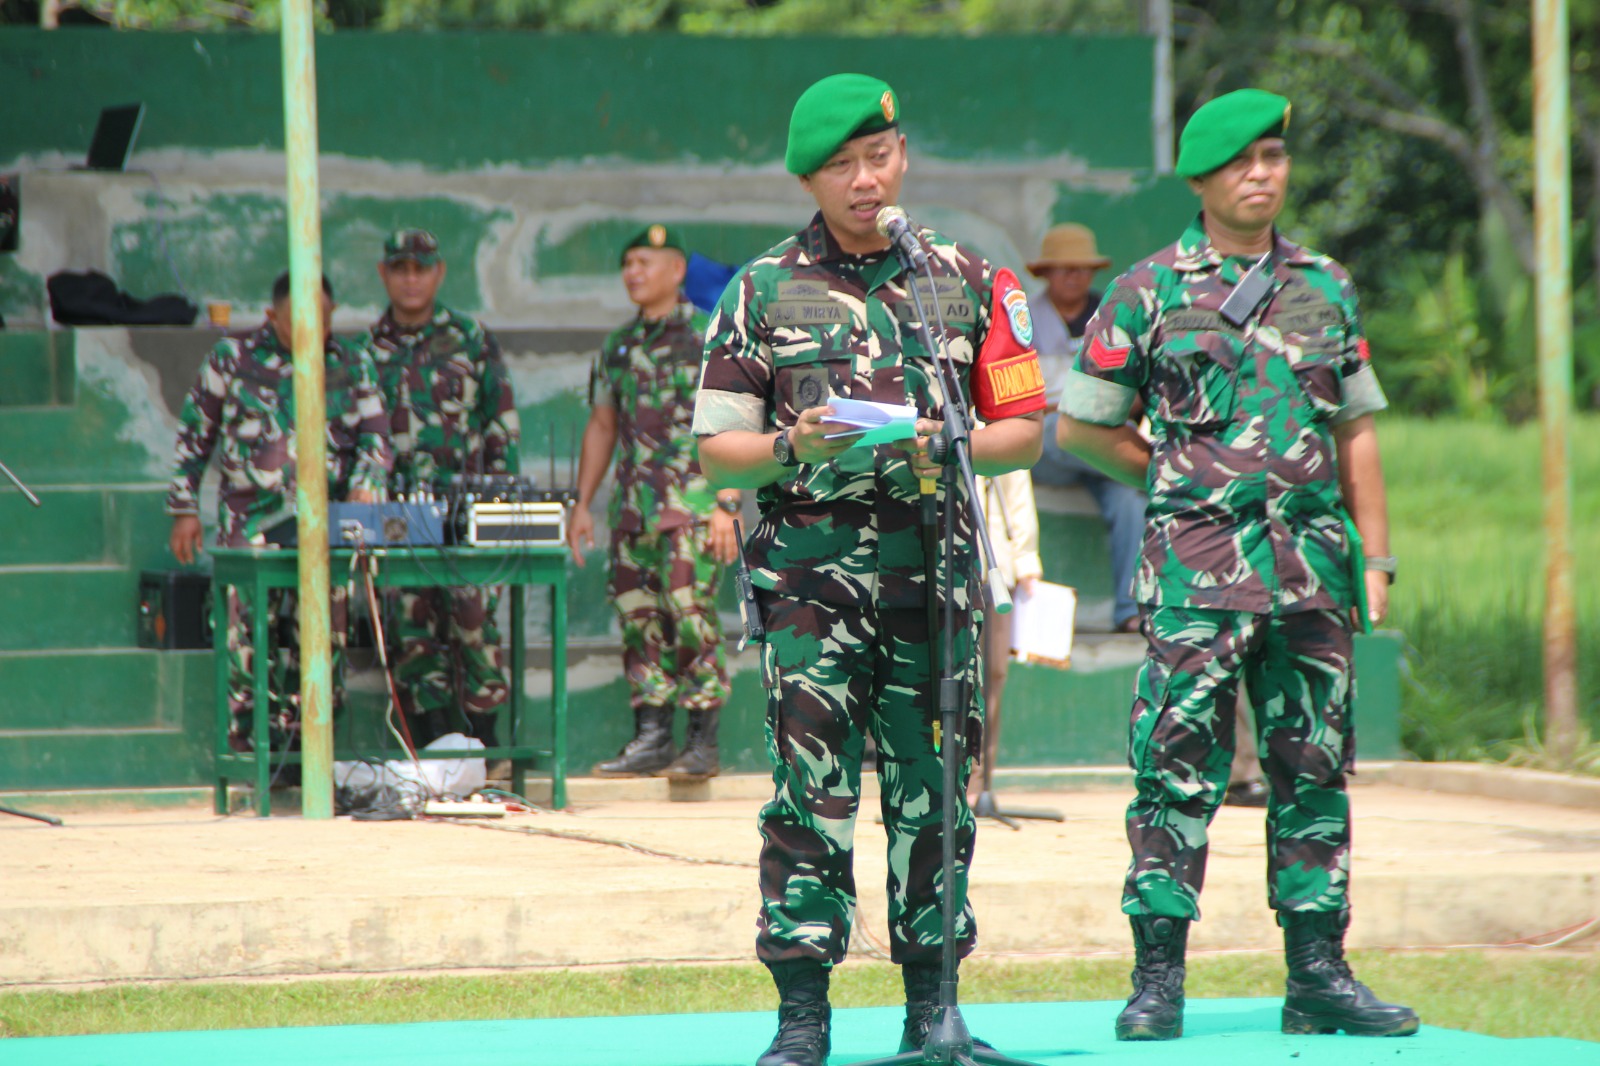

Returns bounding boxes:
[772,429,800,468]
[716,496,741,515]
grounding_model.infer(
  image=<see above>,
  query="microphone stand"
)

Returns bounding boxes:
[847,230,1043,1066]
[0,456,61,826]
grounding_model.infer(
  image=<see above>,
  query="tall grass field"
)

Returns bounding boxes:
[1382,415,1600,763]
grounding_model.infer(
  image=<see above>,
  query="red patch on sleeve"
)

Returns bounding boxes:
[1086,334,1131,371]
[1357,337,1371,361]
[972,268,1047,421]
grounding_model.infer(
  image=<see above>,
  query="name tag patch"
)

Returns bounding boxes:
[1275,306,1342,333]
[769,301,851,325]
[1163,309,1239,335]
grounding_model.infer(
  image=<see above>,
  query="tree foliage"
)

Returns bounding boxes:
[9,0,1597,413]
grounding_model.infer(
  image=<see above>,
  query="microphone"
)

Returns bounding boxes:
[875,205,928,270]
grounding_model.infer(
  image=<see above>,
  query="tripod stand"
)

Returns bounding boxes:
[971,608,1063,829]
[847,215,1046,1066]
[0,457,62,827]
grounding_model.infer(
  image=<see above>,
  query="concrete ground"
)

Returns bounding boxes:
[3,765,1599,988]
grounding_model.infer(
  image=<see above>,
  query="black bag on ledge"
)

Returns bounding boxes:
[47,270,197,326]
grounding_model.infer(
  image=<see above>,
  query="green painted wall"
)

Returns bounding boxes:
[1052,176,1199,276]
[0,31,1154,171]
[111,192,513,320]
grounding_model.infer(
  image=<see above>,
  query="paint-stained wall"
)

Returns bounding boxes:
[0,30,1196,327]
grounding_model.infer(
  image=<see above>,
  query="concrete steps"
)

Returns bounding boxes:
[2,772,1596,985]
[0,647,213,790]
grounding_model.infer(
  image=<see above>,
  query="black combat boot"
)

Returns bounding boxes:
[899,961,992,1053]
[464,710,500,748]
[463,711,510,781]
[592,707,676,777]
[1281,910,1419,1036]
[757,959,831,1066]
[662,709,720,780]
[1114,915,1189,1041]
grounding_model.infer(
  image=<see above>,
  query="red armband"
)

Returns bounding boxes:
[971,268,1047,421]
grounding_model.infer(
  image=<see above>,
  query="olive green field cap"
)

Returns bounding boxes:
[619,223,687,266]
[785,73,901,177]
[1175,89,1291,178]
[383,228,442,266]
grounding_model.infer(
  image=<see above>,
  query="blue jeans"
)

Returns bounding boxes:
[1035,411,1146,627]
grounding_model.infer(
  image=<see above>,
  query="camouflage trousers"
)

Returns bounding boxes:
[1124,605,1356,919]
[392,586,509,735]
[610,523,729,714]
[755,591,982,968]
[225,585,348,749]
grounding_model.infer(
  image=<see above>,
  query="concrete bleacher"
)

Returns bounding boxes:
[0,325,1405,797]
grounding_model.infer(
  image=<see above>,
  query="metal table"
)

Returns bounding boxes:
[209,546,568,816]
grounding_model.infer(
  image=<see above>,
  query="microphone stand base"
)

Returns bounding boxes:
[848,1003,1050,1066]
[971,789,1064,828]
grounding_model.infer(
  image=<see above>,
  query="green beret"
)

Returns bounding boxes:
[1175,89,1291,178]
[619,223,687,265]
[785,73,901,177]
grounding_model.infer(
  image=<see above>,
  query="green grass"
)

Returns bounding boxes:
[1,954,1597,1042]
[1381,415,1600,764]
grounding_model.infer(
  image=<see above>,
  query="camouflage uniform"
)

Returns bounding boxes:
[694,213,1044,967]
[1062,214,1388,920]
[591,299,729,716]
[360,306,521,739]
[166,323,391,746]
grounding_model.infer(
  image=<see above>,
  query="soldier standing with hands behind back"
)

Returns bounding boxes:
[1058,89,1414,1042]
[569,224,738,781]
[360,229,521,751]
[695,74,1043,1066]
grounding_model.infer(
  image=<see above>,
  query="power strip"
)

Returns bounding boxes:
[423,800,508,817]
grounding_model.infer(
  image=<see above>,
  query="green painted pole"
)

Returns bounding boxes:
[1533,0,1579,760]
[281,0,333,817]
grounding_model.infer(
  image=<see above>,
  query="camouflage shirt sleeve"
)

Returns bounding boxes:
[346,344,393,494]
[590,328,621,410]
[165,339,234,516]
[1327,269,1388,425]
[473,326,521,474]
[692,269,772,436]
[1060,273,1151,426]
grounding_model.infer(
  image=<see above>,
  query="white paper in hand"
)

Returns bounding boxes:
[823,397,919,448]
[1010,581,1077,669]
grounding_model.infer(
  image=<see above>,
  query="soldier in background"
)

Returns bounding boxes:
[360,229,521,751]
[167,271,390,751]
[695,74,1043,1066]
[1058,89,1414,1042]
[568,224,737,780]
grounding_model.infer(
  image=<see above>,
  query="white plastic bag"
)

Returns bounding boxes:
[334,732,487,802]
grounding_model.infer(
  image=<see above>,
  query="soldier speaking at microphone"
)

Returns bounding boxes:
[1058,89,1414,1042]
[693,73,1044,1066]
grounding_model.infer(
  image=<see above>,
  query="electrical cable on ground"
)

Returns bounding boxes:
[423,799,899,960]
[428,815,758,868]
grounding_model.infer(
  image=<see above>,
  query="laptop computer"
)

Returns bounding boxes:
[77,103,145,171]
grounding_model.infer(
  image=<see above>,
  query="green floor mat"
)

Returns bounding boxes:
[6,998,1597,1065]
